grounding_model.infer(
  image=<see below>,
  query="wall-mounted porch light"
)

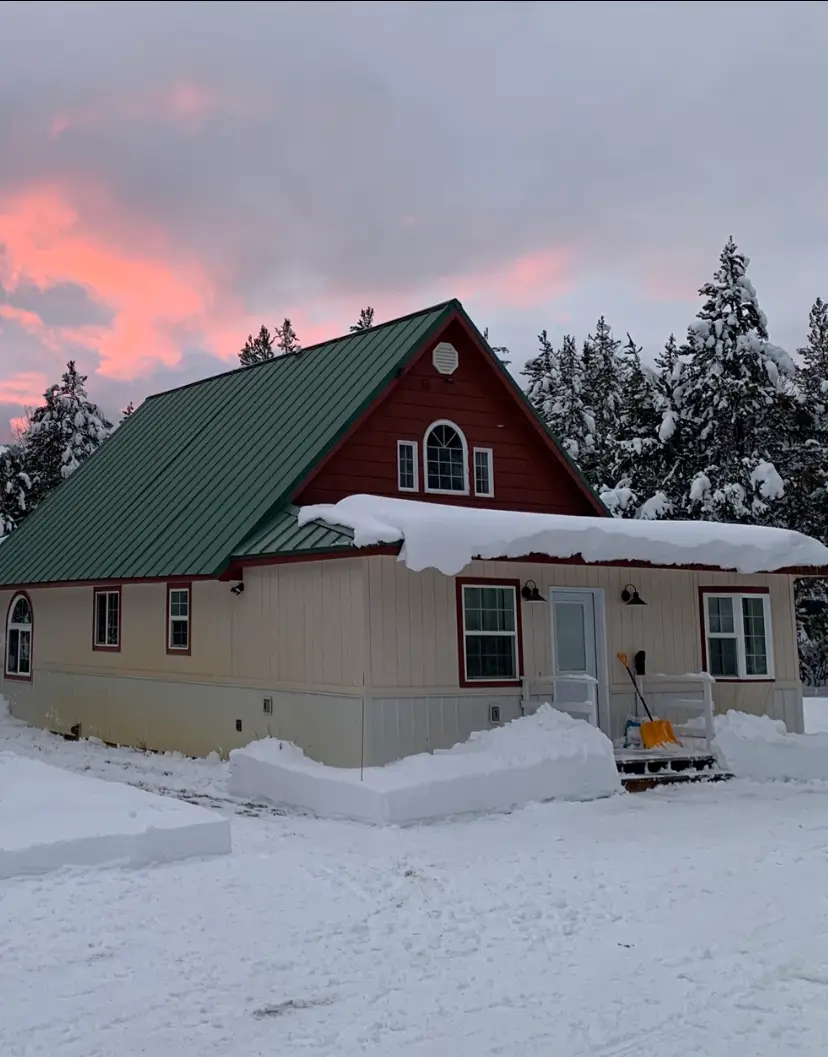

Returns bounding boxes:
[621,583,647,606]
[521,579,545,603]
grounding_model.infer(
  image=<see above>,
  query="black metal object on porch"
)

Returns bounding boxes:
[521,580,545,602]
[621,584,647,606]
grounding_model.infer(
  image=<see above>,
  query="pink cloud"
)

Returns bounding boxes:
[0,371,48,407]
[447,247,574,310]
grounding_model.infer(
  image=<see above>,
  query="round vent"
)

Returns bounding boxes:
[432,341,459,376]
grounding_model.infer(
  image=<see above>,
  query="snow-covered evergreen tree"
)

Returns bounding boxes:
[799,297,828,421]
[524,331,589,459]
[0,446,30,537]
[239,324,275,366]
[579,316,623,488]
[676,237,796,523]
[350,307,375,332]
[521,331,553,415]
[22,361,112,507]
[483,326,511,366]
[121,401,135,422]
[275,318,301,354]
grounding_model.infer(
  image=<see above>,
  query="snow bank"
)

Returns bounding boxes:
[712,711,828,783]
[0,753,231,879]
[298,494,828,576]
[228,705,622,824]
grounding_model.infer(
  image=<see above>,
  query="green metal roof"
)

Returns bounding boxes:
[0,301,456,585]
[232,505,354,559]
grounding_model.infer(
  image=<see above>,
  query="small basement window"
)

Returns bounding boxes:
[167,583,191,654]
[6,593,32,679]
[473,448,494,498]
[702,590,773,679]
[424,420,468,494]
[459,581,520,684]
[93,588,121,649]
[397,440,418,492]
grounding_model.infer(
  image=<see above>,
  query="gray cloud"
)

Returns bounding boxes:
[0,0,826,428]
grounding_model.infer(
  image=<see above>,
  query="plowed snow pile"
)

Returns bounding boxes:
[229,705,621,823]
[713,710,828,782]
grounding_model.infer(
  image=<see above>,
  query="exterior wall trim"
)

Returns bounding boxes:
[92,584,122,652]
[455,576,524,689]
[698,585,775,683]
[166,581,193,656]
[4,589,33,681]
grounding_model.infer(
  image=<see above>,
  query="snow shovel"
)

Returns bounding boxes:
[616,652,680,749]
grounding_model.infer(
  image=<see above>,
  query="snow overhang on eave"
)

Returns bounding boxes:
[297,495,828,578]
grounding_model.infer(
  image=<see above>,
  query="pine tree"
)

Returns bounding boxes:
[350,306,375,332]
[676,237,796,523]
[22,361,112,507]
[121,401,135,422]
[0,446,30,537]
[538,333,589,460]
[579,316,623,488]
[483,326,511,366]
[275,318,301,354]
[601,335,665,516]
[239,324,275,366]
[521,331,553,414]
[799,297,828,420]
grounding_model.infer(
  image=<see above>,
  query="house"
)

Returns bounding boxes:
[0,298,824,767]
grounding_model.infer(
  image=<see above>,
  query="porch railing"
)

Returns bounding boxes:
[520,673,598,727]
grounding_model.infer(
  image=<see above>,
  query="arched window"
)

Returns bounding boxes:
[6,593,32,679]
[424,420,469,494]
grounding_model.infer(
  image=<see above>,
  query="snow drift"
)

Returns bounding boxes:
[712,711,828,783]
[228,705,622,824]
[297,495,828,576]
[0,753,231,879]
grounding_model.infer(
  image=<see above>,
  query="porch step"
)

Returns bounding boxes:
[616,753,732,793]
[621,770,732,793]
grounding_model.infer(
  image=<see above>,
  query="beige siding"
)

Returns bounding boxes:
[0,559,367,759]
[366,556,802,720]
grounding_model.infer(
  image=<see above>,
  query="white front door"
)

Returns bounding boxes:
[550,589,604,728]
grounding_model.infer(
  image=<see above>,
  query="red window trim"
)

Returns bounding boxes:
[698,585,774,683]
[92,585,122,652]
[455,576,524,689]
[5,590,33,682]
[166,581,192,656]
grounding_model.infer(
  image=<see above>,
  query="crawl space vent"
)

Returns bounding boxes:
[432,342,459,376]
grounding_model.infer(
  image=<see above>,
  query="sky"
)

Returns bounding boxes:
[1,0,827,438]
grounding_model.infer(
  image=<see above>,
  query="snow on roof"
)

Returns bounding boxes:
[297,495,828,577]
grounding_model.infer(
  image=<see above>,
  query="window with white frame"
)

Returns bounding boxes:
[94,589,120,648]
[460,582,519,682]
[424,420,468,493]
[6,594,32,677]
[473,447,494,497]
[702,591,773,679]
[397,440,418,492]
[167,585,191,652]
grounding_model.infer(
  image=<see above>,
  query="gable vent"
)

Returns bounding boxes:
[432,342,459,376]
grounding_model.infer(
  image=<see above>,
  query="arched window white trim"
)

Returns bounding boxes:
[6,593,32,679]
[424,419,469,495]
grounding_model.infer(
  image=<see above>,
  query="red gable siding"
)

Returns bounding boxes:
[295,315,600,516]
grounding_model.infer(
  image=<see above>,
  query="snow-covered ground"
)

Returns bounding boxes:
[4,706,828,1056]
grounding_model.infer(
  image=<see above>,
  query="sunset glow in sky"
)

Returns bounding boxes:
[1,1,827,436]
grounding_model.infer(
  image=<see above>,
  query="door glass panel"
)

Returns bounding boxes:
[555,601,587,671]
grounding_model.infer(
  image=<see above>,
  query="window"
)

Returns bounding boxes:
[93,588,120,649]
[167,583,191,654]
[702,590,773,679]
[458,581,521,684]
[473,448,494,497]
[6,593,32,679]
[424,420,468,493]
[397,440,418,492]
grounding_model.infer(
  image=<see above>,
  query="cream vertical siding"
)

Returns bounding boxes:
[0,559,368,762]
[364,556,804,760]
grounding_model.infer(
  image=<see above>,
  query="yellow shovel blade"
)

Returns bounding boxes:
[640,719,680,750]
